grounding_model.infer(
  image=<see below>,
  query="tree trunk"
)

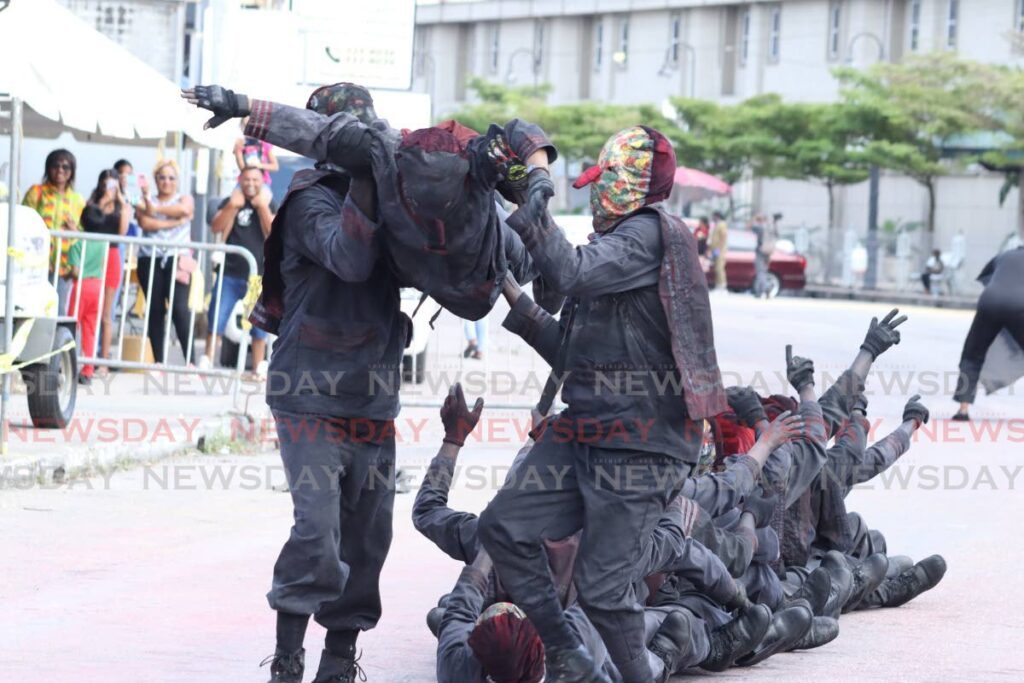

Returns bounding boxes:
[824,181,836,283]
[923,178,936,255]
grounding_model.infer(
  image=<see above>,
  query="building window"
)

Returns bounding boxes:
[946,0,958,49]
[669,14,681,66]
[739,9,751,66]
[768,6,781,62]
[615,18,629,66]
[488,23,500,74]
[909,0,921,52]
[1018,0,1024,32]
[533,20,546,68]
[827,3,842,60]
[594,21,604,70]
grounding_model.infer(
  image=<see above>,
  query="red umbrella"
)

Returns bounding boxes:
[673,166,731,203]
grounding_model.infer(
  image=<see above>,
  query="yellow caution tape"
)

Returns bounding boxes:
[6,245,49,270]
[0,319,77,374]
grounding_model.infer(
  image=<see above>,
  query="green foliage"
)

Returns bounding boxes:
[834,53,1006,187]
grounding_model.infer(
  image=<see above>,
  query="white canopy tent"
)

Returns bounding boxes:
[0,0,233,148]
[0,0,234,450]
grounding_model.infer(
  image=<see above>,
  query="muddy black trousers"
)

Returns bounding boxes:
[267,410,396,632]
[478,426,698,683]
[954,304,1024,404]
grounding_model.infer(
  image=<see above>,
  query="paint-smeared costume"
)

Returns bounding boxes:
[477,126,727,683]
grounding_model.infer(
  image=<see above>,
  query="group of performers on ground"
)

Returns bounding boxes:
[183,82,948,683]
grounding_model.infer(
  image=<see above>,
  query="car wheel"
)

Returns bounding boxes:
[765,272,782,298]
[22,325,77,429]
[403,346,428,384]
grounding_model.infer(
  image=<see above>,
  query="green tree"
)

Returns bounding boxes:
[979,66,1024,239]
[747,99,874,277]
[835,53,1006,249]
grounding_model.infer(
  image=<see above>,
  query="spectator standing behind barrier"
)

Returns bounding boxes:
[110,159,139,343]
[921,249,944,294]
[134,159,197,364]
[68,175,123,386]
[203,166,276,377]
[234,118,279,185]
[694,216,710,256]
[709,210,729,290]
[79,169,130,374]
[751,213,779,299]
[22,149,85,314]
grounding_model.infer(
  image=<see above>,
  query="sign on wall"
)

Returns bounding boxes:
[292,0,416,90]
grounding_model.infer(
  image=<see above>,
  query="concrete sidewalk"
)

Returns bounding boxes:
[798,284,976,310]
[0,370,270,489]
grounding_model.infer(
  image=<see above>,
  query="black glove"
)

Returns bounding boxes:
[785,344,815,392]
[851,392,868,416]
[902,393,929,427]
[524,167,555,220]
[742,487,778,529]
[182,85,251,129]
[440,383,484,446]
[726,386,766,428]
[860,308,907,360]
[723,582,752,612]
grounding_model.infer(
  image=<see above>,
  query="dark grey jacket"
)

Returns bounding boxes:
[502,210,699,459]
[266,173,406,419]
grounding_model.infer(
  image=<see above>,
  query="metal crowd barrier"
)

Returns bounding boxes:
[48,229,259,402]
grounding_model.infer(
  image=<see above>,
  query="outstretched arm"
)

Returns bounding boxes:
[412,384,486,564]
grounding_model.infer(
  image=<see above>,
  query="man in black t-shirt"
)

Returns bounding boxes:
[205,166,277,373]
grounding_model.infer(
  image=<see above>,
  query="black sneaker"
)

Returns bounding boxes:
[260,648,304,683]
[866,554,947,608]
[951,412,970,421]
[786,567,831,617]
[736,602,813,667]
[312,649,366,683]
[790,616,840,651]
[78,373,92,386]
[700,604,771,672]
[844,553,889,613]
[545,644,613,683]
[648,611,694,681]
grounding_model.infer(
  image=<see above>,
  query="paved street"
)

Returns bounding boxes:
[3,293,1023,681]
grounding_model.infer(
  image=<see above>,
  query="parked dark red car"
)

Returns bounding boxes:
[698,227,806,296]
[554,215,806,298]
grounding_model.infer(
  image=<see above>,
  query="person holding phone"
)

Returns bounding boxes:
[22,148,86,315]
[234,118,279,185]
[79,169,131,373]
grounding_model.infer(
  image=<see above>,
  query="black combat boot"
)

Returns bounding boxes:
[819,551,854,619]
[736,602,813,667]
[785,567,831,617]
[843,553,889,613]
[789,616,840,651]
[426,606,445,637]
[648,611,694,681]
[545,644,613,683]
[861,555,947,608]
[260,648,305,683]
[312,649,365,683]
[699,604,771,672]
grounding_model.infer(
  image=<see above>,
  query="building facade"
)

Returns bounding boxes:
[414,0,1024,287]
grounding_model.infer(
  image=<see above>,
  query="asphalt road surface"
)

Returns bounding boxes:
[3,293,1022,681]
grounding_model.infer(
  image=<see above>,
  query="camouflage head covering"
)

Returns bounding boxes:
[305,82,377,124]
[573,125,677,232]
